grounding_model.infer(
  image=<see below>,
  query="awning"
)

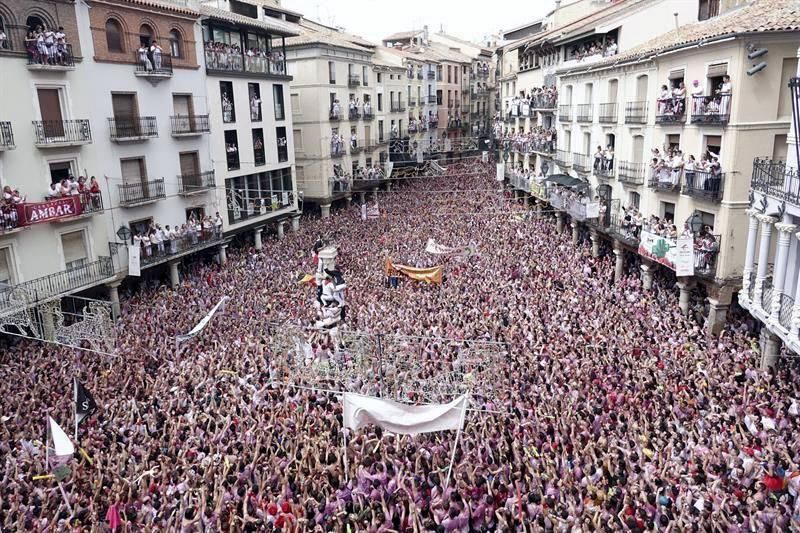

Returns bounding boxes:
[544,174,584,188]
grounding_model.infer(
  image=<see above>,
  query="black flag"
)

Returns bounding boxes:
[75,379,97,427]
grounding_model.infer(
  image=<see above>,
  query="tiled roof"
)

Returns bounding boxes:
[103,0,199,16]
[384,30,423,42]
[199,5,298,36]
[425,42,472,64]
[284,21,375,53]
[568,0,800,72]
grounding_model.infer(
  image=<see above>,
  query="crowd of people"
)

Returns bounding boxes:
[658,77,733,120]
[2,159,800,531]
[503,86,559,118]
[592,145,616,174]
[566,37,618,61]
[0,185,25,231]
[24,24,70,65]
[649,146,723,193]
[204,41,285,75]
[132,213,223,260]
[499,126,557,155]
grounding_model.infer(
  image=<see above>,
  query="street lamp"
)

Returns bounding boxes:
[687,212,703,234]
[790,76,800,168]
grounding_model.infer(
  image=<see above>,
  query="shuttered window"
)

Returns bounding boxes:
[61,231,87,270]
[707,63,728,77]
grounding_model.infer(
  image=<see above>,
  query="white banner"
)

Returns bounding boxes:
[482,151,488,163]
[585,202,600,219]
[416,146,424,163]
[384,161,394,178]
[128,245,141,277]
[361,203,367,221]
[343,393,468,434]
[496,163,505,181]
[176,296,230,345]
[675,235,695,277]
[425,238,456,255]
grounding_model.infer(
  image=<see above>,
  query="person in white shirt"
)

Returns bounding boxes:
[690,80,705,115]
[138,44,151,71]
[150,41,162,70]
[47,183,60,199]
[214,212,223,235]
[684,154,696,190]
[150,227,162,255]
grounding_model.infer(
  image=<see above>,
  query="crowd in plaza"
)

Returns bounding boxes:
[1,159,800,531]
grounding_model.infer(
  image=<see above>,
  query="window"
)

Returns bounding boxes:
[328,61,336,84]
[703,135,722,157]
[0,17,9,50]
[377,93,383,112]
[248,83,262,121]
[290,93,300,114]
[169,29,182,58]
[378,120,384,142]
[698,0,720,21]
[225,130,240,170]
[437,65,442,81]
[0,247,14,287]
[773,134,788,162]
[139,24,154,47]
[293,129,303,151]
[61,230,88,271]
[48,160,76,185]
[105,19,124,52]
[698,210,716,232]
[220,81,235,123]
[276,126,288,162]
[629,191,640,210]
[447,65,452,83]
[252,128,265,166]
[186,207,205,222]
[436,90,442,106]
[377,73,382,83]
[778,58,799,119]
[661,201,675,223]
[362,65,368,86]
[273,85,285,120]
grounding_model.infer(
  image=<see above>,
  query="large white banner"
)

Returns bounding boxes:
[176,296,230,345]
[585,202,600,219]
[675,235,696,277]
[128,245,141,277]
[496,163,505,181]
[343,393,468,434]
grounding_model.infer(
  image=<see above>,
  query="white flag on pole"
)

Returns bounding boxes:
[49,416,75,465]
[176,296,229,345]
[343,393,468,435]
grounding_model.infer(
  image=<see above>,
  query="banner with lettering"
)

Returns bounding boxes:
[638,230,680,271]
[675,235,695,277]
[17,197,83,225]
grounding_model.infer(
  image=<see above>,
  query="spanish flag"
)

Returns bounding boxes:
[296,273,316,286]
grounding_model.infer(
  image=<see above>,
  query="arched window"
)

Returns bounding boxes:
[0,17,9,50]
[105,19,123,53]
[168,29,182,58]
[139,24,153,47]
[26,15,45,33]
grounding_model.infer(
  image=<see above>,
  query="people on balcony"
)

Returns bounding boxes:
[691,75,733,117]
[348,98,360,119]
[25,24,70,66]
[353,164,386,181]
[496,125,557,154]
[331,99,342,120]
[567,37,617,62]
[363,100,372,117]
[657,83,687,117]
[350,131,358,150]
[331,164,351,192]
[1,185,23,231]
[330,132,345,156]
[133,215,217,259]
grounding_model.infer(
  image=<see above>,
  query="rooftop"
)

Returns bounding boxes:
[285,19,376,53]
[200,5,299,36]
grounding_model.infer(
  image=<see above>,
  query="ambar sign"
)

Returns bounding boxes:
[17,197,83,226]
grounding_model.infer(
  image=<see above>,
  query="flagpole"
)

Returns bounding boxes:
[444,395,469,489]
[73,378,78,442]
[57,480,73,514]
[44,415,49,471]
[343,427,349,484]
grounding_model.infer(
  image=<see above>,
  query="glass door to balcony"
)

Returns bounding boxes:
[37,88,65,138]
[121,158,148,201]
[180,151,201,191]
[112,94,140,137]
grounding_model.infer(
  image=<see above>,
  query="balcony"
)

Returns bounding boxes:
[390,103,405,113]
[27,44,75,71]
[141,230,223,269]
[648,172,680,193]
[329,110,343,122]
[427,71,435,80]
[429,119,439,129]
[348,109,361,121]
[32,120,92,148]
[572,152,591,173]
[0,257,113,314]
[134,52,173,81]
[409,98,417,108]
[331,146,345,158]
[1,195,104,234]
[682,169,724,202]
[348,74,361,87]
[596,161,615,181]
[691,95,731,125]
[751,158,800,206]
[598,103,617,123]
[532,95,557,110]
[350,139,365,154]
[618,161,646,185]
[204,46,288,78]
[363,109,375,120]
[108,117,158,142]
[558,105,572,122]
[170,115,210,137]
[625,101,648,124]
[178,170,215,196]
[655,97,686,125]
[118,178,166,207]
[555,149,571,167]
[0,122,14,150]
[447,101,454,109]
[576,104,593,123]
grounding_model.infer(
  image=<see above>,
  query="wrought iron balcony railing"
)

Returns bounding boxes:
[555,149,571,167]
[409,98,417,108]
[0,256,113,314]
[683,169,724,202]
[625,101,648,124]
[32,120,92,146]
[118,178,166,206]
[0,122,13,149]
[655,97,686,124]
[751,158,800,206]
[108,117,158,141]
[329,110,343,121]
[576,104,593,123]
[691,95,731,125]
[178,170,215,195]
[694,233,721,279]
[140,229,223,268]
[558,105,572,122]
[134,51,173,77]
[599,103,617,123]
[596,161,615,180]
[170,115,210,136]
[572,152,592,173]
[204,46,288,78]
[427,71,435,80]
[363,109,375,120]
[27,43,75,69]
[618,161,646,185]
[348,109,361,121]
[331,146,345,158]
[350,139,365,154]
[426,95,438,104]
[348,74,361,87]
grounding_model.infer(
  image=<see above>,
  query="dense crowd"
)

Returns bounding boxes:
[2,160,800,531]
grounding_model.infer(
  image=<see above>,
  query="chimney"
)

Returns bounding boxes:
[673,12,679,29]
[423,25,429,45]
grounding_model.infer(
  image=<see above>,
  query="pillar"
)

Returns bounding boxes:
[613,244,624,283]
[253,227,263,251]
[372,187,379,200]
[640,262,653,291]
[218,244,228,266]
[770,223,796,320]
[759,329,781,370]
[741,209,760,295]
[40,306,55,341]
[706,286,734,336]
[386,182,392,192]
[789,231,800,337]
[320,203,331,219]
[277,221,286,240]
[535,202,542,219]
[753,214,776,305]
[555,212,564,234]
[676,278,693,316]
[571,222,579,246]
[291,215,300,233]
[107,281,121,320]
[359,192,366,204]
[169,260,180,289]
[590,230,600,258]
[513,189,520,201]
[345,194,352,208]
